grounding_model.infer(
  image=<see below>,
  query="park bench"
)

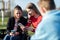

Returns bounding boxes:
[0,29,6,39]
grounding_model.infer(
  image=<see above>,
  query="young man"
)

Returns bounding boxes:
[31,0,60,40]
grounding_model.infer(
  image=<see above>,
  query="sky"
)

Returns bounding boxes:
[14,0,39,9]
[14,0,60,9]
[0,0,60,10]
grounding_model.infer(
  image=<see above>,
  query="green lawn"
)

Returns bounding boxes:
[0,17,9,29]
[0,17,9,39]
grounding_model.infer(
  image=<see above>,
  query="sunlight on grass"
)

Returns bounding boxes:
[0,17,9,29]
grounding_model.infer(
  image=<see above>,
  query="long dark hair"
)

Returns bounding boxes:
[26,3,41,15]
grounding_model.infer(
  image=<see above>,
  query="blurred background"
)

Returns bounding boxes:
[0,0,60,40]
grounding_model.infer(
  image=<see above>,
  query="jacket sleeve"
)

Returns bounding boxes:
[20,17,28,26]
[17,17,27,32]
[7,17,12,33]
[26,19,32,27]
[23,17,27,26]
[30,15,60,40]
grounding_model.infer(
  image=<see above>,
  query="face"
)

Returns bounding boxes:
[14,9,22,19]
[26,9,35,17]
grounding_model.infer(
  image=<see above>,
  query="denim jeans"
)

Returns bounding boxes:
[3,34,21,40]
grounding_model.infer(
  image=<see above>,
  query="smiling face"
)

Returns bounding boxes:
[14,9,22,19]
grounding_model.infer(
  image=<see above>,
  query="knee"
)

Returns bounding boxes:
[3,34,10,40]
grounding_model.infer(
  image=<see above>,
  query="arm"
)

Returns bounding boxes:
[30,16,58,40]
[7,17,12,34]
[19,16,28,26]
[26,20,31,27]
[17,17,27,32]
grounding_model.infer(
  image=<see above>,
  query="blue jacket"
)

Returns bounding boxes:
[30,10,60,40]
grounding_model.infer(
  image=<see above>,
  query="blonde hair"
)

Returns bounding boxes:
[39,0,56,10]
[14,5,23,18]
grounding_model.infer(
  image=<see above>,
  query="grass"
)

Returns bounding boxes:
[0,17,9,29]
[0,17,9,39]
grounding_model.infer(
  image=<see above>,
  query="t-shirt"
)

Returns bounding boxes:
[14,19,18,31]
[14,22,18,31]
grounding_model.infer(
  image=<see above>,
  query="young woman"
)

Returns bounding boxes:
[26,3,42,32]
[3,5,27,40]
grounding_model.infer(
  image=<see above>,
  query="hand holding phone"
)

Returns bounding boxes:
[18,23,25,31]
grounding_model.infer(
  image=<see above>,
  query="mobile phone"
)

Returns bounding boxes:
[18,23,25,28]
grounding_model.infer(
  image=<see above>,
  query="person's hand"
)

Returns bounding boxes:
[27,19,31,23]
[20,26,25,31]
[28,27,33,31]
[15,32,19,36]
[10,32,15,36]
[18,23,25,31]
